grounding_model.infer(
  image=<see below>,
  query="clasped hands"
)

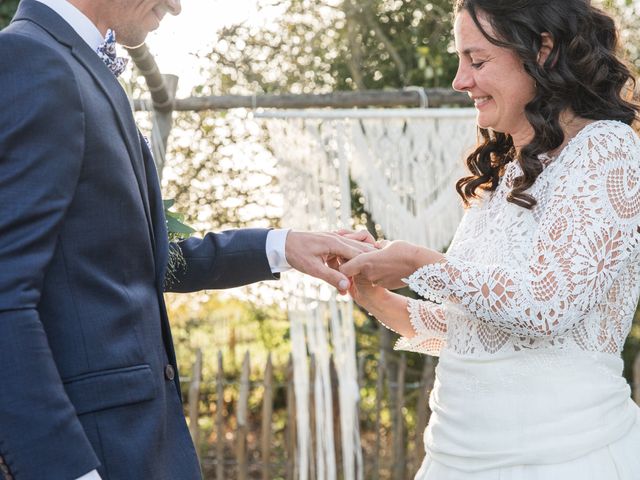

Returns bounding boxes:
[285,230,431,302]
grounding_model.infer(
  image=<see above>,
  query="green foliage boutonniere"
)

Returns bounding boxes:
[163,199,195,287]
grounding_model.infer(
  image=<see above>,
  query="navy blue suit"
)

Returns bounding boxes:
[0,1,276,478]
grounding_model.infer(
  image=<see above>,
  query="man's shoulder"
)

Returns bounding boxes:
[0,27,76,80]
[1,21,59,53]
[0,28,82,117]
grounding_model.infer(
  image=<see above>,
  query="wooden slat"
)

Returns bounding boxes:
[373,349,385,480]
[330,356,342,477]
[309,354,317,480]
[216,351,225,480]
[412,357,436,475]
[391,354,407,480]
[188,348,203,449]
[634,351,640,404]
[261,353,274,480]
[285,354,296,480]
[237,351,250,480]
[132,88,472,112]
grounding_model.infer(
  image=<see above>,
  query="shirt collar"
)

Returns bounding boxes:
[34,0,104,51]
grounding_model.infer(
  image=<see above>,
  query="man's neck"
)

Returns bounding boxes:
[34,0,104,50]
[65,0,108,36]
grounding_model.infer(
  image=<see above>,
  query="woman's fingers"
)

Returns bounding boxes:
[335,228,377,246]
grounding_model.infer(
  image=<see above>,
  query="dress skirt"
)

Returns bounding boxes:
[415,413,640,480]
[412,349,640,480]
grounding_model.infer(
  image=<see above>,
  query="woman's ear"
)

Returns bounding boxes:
[537,32,555,66]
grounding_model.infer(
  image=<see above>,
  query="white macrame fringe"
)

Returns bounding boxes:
[262,108,478,480]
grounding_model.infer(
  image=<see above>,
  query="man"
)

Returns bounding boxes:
[0,1,369,478]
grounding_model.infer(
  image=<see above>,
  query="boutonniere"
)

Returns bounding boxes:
[163,199,195,287]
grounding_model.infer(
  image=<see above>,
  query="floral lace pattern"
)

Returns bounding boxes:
[400,121,640,357]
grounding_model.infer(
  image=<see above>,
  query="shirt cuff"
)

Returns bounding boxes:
[76,470,101,480]
[266,228,291,273]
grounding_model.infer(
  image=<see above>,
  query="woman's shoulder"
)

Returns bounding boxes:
[577,119,638,146]
[563,119,640,169]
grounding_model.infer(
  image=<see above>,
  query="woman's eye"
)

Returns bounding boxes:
[470,61,486,69]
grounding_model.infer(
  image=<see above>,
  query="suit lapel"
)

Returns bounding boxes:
[69,46,158,254]
[13,0,157,255]
[139,132,170,283]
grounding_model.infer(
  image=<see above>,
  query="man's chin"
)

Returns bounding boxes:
[115,27,151,49]
[119,35,148,49]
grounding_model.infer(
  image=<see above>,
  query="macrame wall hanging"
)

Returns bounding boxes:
[258,108,477,480]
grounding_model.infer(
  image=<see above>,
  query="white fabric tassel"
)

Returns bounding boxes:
[263,109,477,479]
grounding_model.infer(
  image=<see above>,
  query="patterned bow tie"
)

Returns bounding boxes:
[96,29,128,77]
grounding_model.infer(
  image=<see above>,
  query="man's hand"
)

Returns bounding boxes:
[285,231,376,294]
[339,240,442,290]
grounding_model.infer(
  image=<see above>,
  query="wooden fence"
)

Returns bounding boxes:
[182,348,640,480]
[181,347,439,480]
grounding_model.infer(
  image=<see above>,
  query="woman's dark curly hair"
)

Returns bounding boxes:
[454,0,639,209]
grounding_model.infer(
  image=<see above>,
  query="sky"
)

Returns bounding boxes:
[142,0,262,96]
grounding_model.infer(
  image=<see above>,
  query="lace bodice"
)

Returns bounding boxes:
[396,121,640,357]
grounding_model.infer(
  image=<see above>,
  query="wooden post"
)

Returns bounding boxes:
[133,88,473,112]
[150,74,178,178]
[413,357,436,475]
[188,348,202,449]
[285,354,296,480]
[261,353,274,480]
[124,43,178,178]
[634,351,640,405]
[216,351,225,480]
[373,349,385,480]
[391,354,407,480]
[309,355,317,480]
[237,351,250,480]
[357,352,365,389]
[330,356,343,478]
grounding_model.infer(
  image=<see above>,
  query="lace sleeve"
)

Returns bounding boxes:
[394,299,447,356]
[406,124,640,338]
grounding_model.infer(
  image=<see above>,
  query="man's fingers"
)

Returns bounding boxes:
[313,263,351,293]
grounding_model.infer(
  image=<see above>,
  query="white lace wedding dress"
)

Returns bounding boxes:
[396,120,640,479]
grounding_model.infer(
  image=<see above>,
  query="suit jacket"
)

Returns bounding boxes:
[0,1,276,478]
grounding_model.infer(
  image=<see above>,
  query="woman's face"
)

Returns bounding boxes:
[452,9,537,147]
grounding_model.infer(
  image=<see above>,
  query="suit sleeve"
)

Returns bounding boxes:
[166,228,278,293]
[0,34,100,478]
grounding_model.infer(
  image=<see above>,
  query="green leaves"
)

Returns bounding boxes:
[163,199,195,241]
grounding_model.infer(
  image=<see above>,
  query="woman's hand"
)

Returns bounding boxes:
[339,240,442,290]
[347,269,389,310]
[326,229,379,280]
[334,228,377,246]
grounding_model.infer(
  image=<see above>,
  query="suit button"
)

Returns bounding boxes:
[164,364,175,381]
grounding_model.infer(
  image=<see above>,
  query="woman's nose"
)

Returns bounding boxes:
[452,63,473,92]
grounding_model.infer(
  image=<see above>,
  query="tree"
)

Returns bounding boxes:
[157,0,460,232]
[602,0,640,73]
[0,0,19,29]
[204,0,458,95]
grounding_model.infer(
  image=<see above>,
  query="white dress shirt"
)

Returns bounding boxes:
[31,2,289,478]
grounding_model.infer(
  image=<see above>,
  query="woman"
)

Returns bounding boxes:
[340,0,640,478]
